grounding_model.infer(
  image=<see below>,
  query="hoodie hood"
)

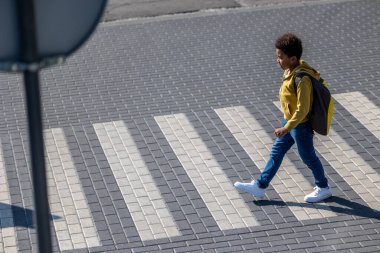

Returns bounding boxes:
[283,60,320,81]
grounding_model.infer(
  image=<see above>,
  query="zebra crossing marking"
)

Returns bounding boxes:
[155,113,260,230]
[331,92,380,210]
[334,91,380,140]
[2,91,380,251]
[0,139,18,253]
[44,128,101,251]
[215,106,337,220]
[315,129,380,210]
[93,121,181,241]
[274,98,380,211]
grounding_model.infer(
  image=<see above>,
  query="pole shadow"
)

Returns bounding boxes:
[0,203,60,228]
[254,196,380,220]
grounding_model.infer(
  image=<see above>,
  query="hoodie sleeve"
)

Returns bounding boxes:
[283,76,312,131]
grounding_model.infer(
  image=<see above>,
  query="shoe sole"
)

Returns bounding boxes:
[234,184,265,199]
[237,190,265,199]
[304,193,332,203]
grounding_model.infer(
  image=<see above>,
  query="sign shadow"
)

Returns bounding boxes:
[0,203,60,228]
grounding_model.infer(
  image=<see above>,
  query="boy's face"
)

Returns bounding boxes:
[276,48,298,71]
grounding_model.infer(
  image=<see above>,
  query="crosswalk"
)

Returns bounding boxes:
[0,140,18,253]
[328,92,380,210]
[1,91,380,251]
[93,121,181,241]
[155,114,259,230]
[315,129,380,210]
[334,92,380,139]
[44,128,101,251]
[273,98,380,211]
[215,106,337,220]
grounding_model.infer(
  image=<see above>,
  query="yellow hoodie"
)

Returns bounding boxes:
[280,60,320,131]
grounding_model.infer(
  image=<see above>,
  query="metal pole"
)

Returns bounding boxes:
[17,0,53,252]
[23,72,52,253]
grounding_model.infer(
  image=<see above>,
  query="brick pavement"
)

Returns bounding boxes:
[0,0,379,252]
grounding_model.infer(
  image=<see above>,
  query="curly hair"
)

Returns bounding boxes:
[275,33,303,60]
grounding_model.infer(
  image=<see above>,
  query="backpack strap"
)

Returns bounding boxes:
[293,72,313,120]
[293,72,311,96]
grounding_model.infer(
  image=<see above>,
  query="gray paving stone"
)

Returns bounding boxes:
[262,245,290,252]
[306,246,335,253]
[350,246,380,253]
[360,239,380,247]
[159,241,187,250]
[242,241,270,251]
[333,242,363,251]
[287,249,308,253]
[216,245,244,252]
[342,235,371,244]
[132,245,160,252]
[174,245,203,253]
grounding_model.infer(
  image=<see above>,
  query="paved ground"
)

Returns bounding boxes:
[103,0,332,21]
[103,0,239,21]
[0,0,380,252]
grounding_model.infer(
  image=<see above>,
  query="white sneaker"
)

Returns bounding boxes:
[304,186,332,203]
[234,180,265,198]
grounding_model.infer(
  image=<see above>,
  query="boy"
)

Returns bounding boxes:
[234,33,332,203]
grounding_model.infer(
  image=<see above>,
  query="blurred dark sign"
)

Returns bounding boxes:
[0,0,107,71]
[1,1,107,252]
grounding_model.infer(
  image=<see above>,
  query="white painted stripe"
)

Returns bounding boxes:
[216,106,336,220]
[328,92,380,210]
[155,113,260,230]
[314,129,380,210]
[0,140,18,253]
[334,91,380,139]
[274,98,380,210]
[44,128,101,251]
[93,121,180,241]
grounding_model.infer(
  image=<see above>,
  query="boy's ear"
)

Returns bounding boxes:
[290,55,298,63]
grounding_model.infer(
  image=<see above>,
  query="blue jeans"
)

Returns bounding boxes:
[257,120,328,189]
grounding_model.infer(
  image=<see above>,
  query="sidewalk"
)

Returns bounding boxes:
[102,0,336,21]
[0,0,379,252]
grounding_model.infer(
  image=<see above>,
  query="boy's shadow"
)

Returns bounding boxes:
[0,203,60,228]
[254,196,380,220]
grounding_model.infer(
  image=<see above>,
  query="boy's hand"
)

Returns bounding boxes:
[274,127,288,138]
